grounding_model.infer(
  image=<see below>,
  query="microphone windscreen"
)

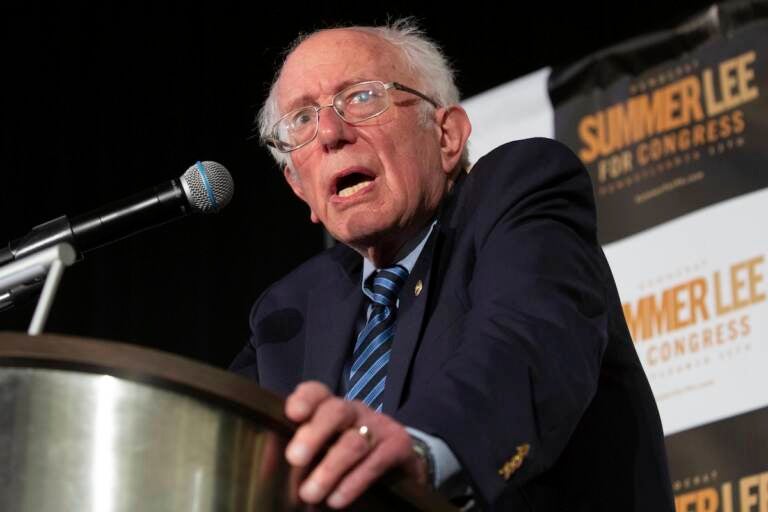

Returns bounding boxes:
[180,161,234,213]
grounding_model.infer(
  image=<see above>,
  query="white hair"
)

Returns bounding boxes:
[257,18,469,172]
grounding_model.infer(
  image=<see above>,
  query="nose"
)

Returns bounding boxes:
[316,106,354,151]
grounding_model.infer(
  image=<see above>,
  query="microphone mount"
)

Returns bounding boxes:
[0,243,76,335]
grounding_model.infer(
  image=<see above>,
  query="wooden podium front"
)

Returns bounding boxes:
[0,332,456,511]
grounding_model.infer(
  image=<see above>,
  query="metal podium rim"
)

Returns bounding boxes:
[0,331,293,435]
[0,331,458,512]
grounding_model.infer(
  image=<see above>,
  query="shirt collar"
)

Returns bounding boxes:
[361,220,437,297]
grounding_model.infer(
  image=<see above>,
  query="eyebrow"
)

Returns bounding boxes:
[282,77,374,113]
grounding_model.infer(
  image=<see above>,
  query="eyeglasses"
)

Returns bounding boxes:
[264,80,440,153]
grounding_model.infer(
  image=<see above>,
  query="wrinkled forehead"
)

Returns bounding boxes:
[276,29,414,113]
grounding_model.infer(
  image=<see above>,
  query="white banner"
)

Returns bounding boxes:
[604,187,768,434]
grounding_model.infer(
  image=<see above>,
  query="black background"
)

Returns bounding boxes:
[0,1,713,367]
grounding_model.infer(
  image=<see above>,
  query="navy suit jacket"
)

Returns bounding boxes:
[230,138,675,511]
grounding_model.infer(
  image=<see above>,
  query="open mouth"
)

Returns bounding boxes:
[335,171,375,198]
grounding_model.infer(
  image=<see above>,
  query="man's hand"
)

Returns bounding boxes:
[284,381,429,509]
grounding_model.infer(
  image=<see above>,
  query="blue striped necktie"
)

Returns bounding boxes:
[345,265,409,412]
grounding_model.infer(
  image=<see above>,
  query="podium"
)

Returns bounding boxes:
[0,332,456,511]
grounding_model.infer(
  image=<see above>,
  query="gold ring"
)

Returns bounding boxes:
[357,425,373,447]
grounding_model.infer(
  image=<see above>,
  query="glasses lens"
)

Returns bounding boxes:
[336,82,388,121]
[271,82,392,152]
[275,107,317,150]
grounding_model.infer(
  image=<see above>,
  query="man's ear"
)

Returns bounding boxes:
[283,166,320,223]
[435,105,472,174]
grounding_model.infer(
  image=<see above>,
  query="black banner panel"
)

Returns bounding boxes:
[551,1,768,244]
[666,406,768,512]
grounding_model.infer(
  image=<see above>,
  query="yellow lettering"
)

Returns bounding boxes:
[740,474,760,511]
[736,51,759,104]
[704,51,761,116]
[746,255,766,305]
[578,114,601,164]
[715,270,734,316]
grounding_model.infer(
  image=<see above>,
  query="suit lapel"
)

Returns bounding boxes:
[382,172,467,414]
[302,249,363,394]
[381,229,438,414]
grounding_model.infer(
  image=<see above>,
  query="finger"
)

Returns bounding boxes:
[326,431,413,508]
[285,381,332,422]
[298,428,371,504]
[287,398,357,466]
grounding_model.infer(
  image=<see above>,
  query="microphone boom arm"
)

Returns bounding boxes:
[0,243,76,335]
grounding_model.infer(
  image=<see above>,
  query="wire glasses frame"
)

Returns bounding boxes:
[264,81,440,153]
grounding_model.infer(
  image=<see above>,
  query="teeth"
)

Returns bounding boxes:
[338,181,371,197]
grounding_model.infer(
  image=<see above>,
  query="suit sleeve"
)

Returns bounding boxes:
[228,288,271,383]
[395,139,609,507]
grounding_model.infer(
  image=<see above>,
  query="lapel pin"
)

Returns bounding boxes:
[414,280,423,296]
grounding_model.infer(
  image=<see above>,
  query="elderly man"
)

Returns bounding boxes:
[230,20,674,511]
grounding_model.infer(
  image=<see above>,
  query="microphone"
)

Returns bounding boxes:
[0,161,234,266]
